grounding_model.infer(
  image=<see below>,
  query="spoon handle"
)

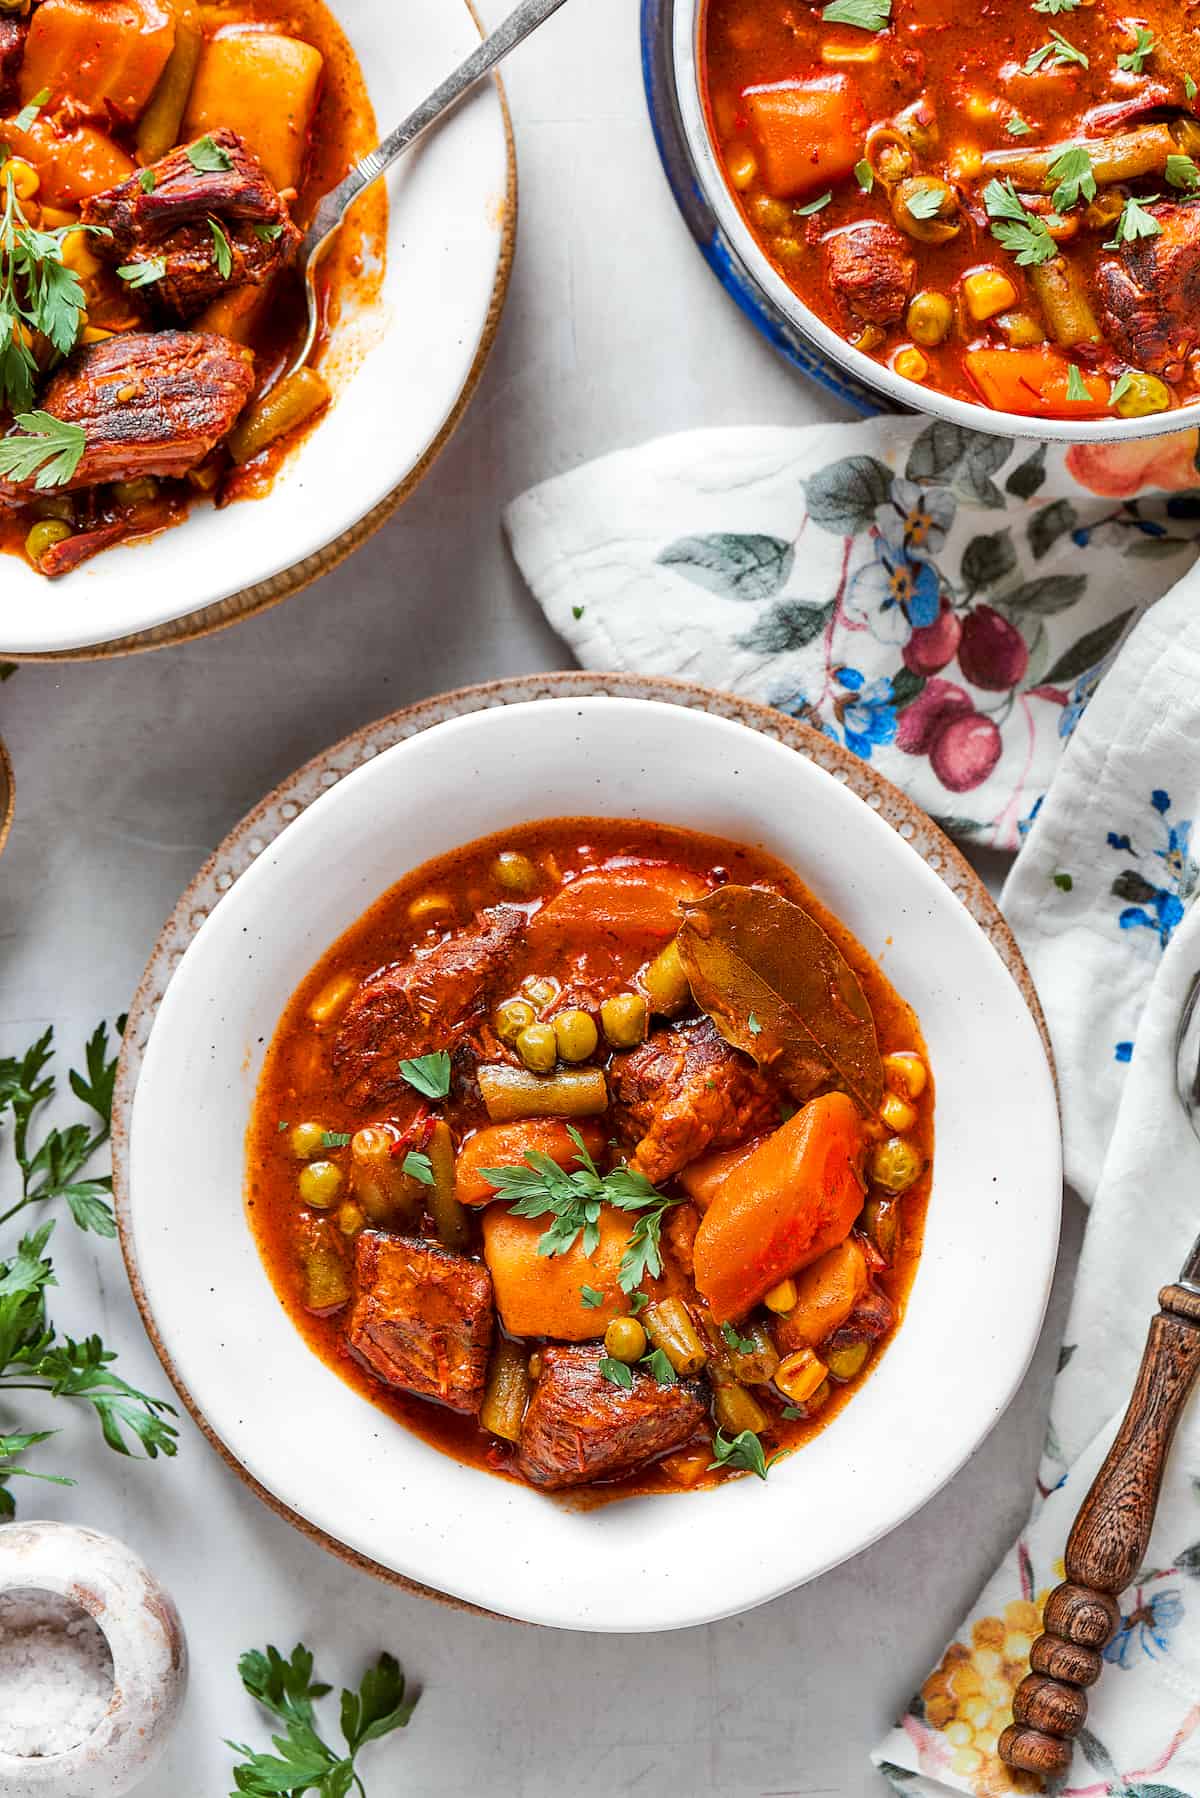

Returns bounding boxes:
[999,1283,1200,1777]
[304,0,572,251]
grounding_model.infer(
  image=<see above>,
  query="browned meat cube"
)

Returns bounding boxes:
[348,1234,494,1415]
[822,223,915,331]
[81,128,301,319]
[517,1346,708,1489]
[0,331,254,496]
[334,906,526,1109]
[1096,204,1200,377]
[612,1018,780,1185]
[0,19,26,105]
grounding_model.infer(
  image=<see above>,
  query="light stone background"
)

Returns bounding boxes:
[0,2,1083,1791]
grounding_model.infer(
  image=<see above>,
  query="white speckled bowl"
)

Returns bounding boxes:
[0,0,513,657]
[120,683,1061,1631]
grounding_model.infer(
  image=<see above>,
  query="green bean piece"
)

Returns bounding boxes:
[725,1319,781,1386]
[477,1064,608,1123]
[643,1297,707,1377]
[863,1196,898,1260]
[480,1339,531,1442]
[826,1340,871,1383]
[350,1126,422,1229]
[1029,257,1100,347]
[137,0,204,164]
[712,1378,768,1436]
[228,369,332,466]
[301,1244,349,1312]
[980,124,1175,189]
[428,1120,470,1252]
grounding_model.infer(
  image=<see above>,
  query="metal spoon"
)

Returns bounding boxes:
[289,0,573,375]
[999,970,1200,1775]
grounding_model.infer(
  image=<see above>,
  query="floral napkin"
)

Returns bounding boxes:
[505,418,1200,849]
[505,421,1200,1794]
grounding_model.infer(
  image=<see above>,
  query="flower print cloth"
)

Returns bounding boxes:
[504,418,1200,849]
[506,423,1200,1794]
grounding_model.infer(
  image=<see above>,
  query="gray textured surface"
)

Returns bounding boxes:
[0,3,1080,1791]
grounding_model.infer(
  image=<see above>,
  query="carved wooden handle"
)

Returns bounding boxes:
[999,1284,1200,1776]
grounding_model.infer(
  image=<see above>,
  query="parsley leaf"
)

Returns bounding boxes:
[1065,364,1091,403]
[187,134,234,174]
[599,1355,633,1390]
[0,410,86,490]
[138,168,156,194]
[1108,370,1136,408]
[1047,144,1095,211]
[1166,153,1200,192]
[401,1151,434,1187]
[1104,193,1162,247]
[721,1321,757,1356]
[13,88,49,133]
[1116,26,1154,73]
[579,1285,604,1309]
[117,256,167,288]
[641,1347,677,1386]
[253,221,284,243]
[708,1428,783,1481]
[208,215,233,279]
[854,159,874,192]
[794,190,832,216]
[821,0,890,26]
[983,178,1059,266]
[902,185,946,221]
[780,1405,804,1420]
[1032,0,1080,10]
[0,1017,123,1231]
[0,171,109,410]
[1187,74,1198,101]
[1023,29,1088,72]
[229,1643,417,1796]
[1006,113,1034,136]
[321,1132,351,1149]
[398,1051,452,1101]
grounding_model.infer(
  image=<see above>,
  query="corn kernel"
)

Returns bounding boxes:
[965,92,992,121]
[725,142,758,190]
[952,146,983,179]
[774,1347,828,1405]
[893,345,929,383]
[80,325,114,343]
[852,323,886,354]
[335,1201,365,1236]
[308,972,357,1028]
[883,1051,927,1099]
[964,268,1019,321]
[661,1448,711,1487]
[61,231,101,278]
[408,891,454,925]
[7,158,39,200]
[879,1091,916,1132]
[821,38,882,62]
[764,1277,797,1313]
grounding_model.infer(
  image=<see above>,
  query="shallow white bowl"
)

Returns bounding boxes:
[128,697,1061,1631]
[0,0,510,656]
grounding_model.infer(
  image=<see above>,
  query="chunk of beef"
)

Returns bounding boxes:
[334,906,526,1110]
[822,222,915,331]
[612,1018,780,1185]
[0,331,254,496]
[348,1234,493,1415]
[516,1346,707,1489]
[1096,203,1200,376]
[0,19,25,106]
[81,128,301,319]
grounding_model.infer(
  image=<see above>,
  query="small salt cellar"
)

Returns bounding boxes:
[0,1520,187,1797]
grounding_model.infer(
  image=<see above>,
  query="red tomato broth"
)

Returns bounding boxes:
[247,818,934,1503]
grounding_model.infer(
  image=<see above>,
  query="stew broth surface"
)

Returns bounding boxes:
[248,819,934,1503]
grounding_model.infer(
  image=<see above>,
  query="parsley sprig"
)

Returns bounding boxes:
[1023,29,1088,72]
[0,162,107,418]
[709,1428,783,1481]
[0,410,86,489]
[228,1642,418,1796]
[481,1126,682,1292]
[820,0,891,29]
[0,1019,123,1234]
[1046,145,1095,212]
[1116,27,1155,74]
[1105,193,1162,247]
[983,178,1060,266]
[398,1051,452,1101]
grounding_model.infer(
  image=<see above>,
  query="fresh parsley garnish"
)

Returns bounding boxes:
[1105,193,1162,247]
[401,1151,435,1186]
[13,88,49,133]
[1047,145,1095,211]
[277,1119,289,1133]
[117,256,167,288]
[1166,153,1200,192]
[398,1051,452,1101]
[630,1290,648,1314]
[721,1321,757,1356]
[1023,29,1087,72]
[747,1011,764,1036]
[641,1347,677,1386]
[0,168,109,411]
[187,134,234,174]
[1032,0,1080,10]
[1065,364,1091,403]
[984,177,1060,266]
[0,411,86,489]
[1187,74,1198,101]
[821,0,890,27]
[481,1125,681,1292]
[138,168,156,194]
[1117,27,1155,73]
[1006,113,1034,137]
[599,1355,633,1390]
[253,221,284,244]
[854,159,874,192]
[579,1285,604,1308]
[780,1405,804,1420]
[795,191,832,216]
[708,1428,782,1482]
[228,1643,417,1797]
[1109,370,1136,408]
[0,1019,123,1235]
[902,185,946,221]
[208,215,233,279]
[321,1132,351,1149]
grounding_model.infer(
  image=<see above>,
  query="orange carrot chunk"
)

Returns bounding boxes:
[964,348,1111,419]
[21,0,176,122]
[481,1202,633,1340]
[742,76,866,200]
[455,1118,605,1207]
[526,866,709,952]
[693,1092,865,1322]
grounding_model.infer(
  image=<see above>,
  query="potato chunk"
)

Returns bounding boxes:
[481,1203,633,1341]
[184,32,324,190]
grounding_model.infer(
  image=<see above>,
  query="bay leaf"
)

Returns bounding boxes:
[676,886,884,1114]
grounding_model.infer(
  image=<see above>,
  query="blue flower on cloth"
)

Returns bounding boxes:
[845,479,948,648]
[835,667,898,759]
[1102,1587,1184,1668]
[1060,660,1110,742]
[1109,790,1198,948]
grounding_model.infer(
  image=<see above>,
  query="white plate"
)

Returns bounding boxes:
[0,0,510,656]
[127,697,1061,1631]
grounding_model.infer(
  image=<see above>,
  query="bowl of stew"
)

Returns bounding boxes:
[0,0,511,655]
[125,696,1061,1629]
[653,0,1200,436]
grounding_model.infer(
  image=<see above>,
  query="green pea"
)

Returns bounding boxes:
[604,1317,648,1363]
[553,1008,598,1063]
[516,1023,557,1074]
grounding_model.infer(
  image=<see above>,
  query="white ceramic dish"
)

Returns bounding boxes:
[0,0,511,657]
[673,0,1198,443]
[127,697,1061,1631]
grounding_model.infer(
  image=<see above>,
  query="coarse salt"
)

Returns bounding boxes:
[0,1588,114,1757]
